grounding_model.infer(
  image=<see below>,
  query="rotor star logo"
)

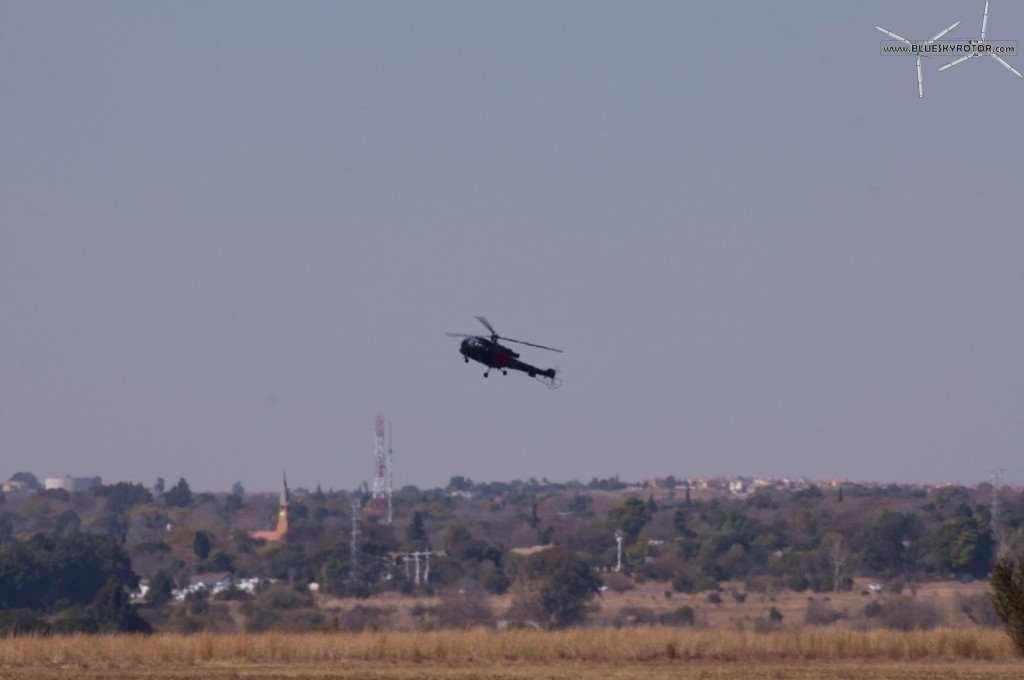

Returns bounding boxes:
[877,0,1021,98]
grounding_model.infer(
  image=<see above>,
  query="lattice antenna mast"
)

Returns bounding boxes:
[373,414,386,504]
[387,422,394,525]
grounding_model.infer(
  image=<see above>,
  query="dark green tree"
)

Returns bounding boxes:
[54,510,81,536]
[991,553,1024,655]
[94,482,153,515]
[859,511,925,578]
[145,569,175,605]
[929,516,993,579]
[91,576,151,633]
[0,609,51,637]
[406,511,428,545]
[163,478,193,508]
[607,496,653,543]
[0,532,138,612]
[193,530,212,560]
[9,472,41,491]
[514,547,601,628]
[447,475,473,491]
[223,493,245,512]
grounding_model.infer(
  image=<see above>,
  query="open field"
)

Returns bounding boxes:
[1,628,1021,679]
[310,578,996,632]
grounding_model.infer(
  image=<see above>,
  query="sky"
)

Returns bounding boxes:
[2,1,1023,492]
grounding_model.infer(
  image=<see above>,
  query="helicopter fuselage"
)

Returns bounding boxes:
[459,337,555,379]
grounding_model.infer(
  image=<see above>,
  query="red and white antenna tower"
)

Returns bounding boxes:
[372,414,386,509]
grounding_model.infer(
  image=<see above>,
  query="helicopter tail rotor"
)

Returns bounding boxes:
[533,367,562,389]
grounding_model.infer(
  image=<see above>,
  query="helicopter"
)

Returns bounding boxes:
[446,316,562,388]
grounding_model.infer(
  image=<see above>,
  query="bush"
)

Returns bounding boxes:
[658,606,695,626]
[0,609,51,637]
[338,605,392,631]
[436,580,492,628]
[879,596,942,631]
[804,600,842,626]
[958,594,1000,628]
[618,606,656,626]
[991,554,1024,655]
[603,572,635,594]
[258,584,313,610]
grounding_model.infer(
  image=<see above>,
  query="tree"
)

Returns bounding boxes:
[154,477,165,494]
[512,547,601,628]
[91,576,151,633]
[406,511,428,546]
[448,476,473,492]
[145,569,175,606]
[821,532,847,593]
[193,530,212,560]
[54,510,81,536]
[929,516,993,579]
[991,553,1024,655]
[9,472,41,491]
[607,496,653,543]
[163,478,193,508]
[0,531,138,612]
[860,511,925,578]
[95,482,153,515]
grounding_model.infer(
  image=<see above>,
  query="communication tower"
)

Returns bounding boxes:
[371,413,394,523]
[373,414,386,503]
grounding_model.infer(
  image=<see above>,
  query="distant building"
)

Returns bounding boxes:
[2,479,31,494]
[249,472,290,542]
[44,475,101,493]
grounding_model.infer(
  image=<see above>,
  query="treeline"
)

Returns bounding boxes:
[0,531,150,635]
[2,474,1024,634]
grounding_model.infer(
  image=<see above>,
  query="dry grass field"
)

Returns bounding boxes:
[2,579,1017,679]
[315,577,995,632]
[1,628,1021,680]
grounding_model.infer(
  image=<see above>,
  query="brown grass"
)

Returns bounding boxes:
[0,627,1017,670]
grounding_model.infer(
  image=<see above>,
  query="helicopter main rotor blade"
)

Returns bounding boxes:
[445,332,475,338]
[939,53,973,71]
[474,316,497,337]
[990,53,1023,78]
[501,336,564,353]
[875,25,912,46]
[928,21,960,44]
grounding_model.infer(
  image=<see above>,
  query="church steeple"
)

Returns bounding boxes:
[275,471,290,537]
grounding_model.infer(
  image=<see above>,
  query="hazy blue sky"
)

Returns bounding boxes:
[3,1,1023,492]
